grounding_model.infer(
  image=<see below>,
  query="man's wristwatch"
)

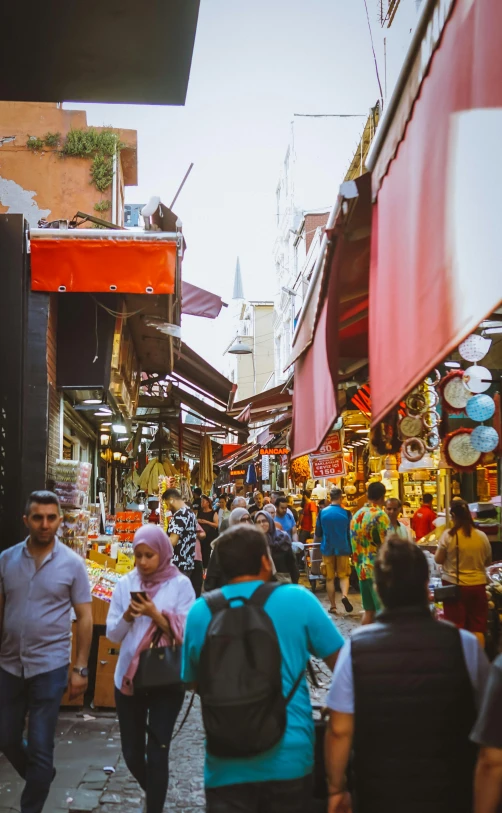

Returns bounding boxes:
[72,666,89,677]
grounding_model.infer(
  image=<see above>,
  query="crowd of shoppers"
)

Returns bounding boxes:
[2,485,501,813]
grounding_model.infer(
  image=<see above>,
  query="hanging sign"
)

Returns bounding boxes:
[310,430,345,478]
[315,431,342,456]
[261,454,270,480]
[310,453,346,479]
[230,469,246,477]
[259,447,290,456]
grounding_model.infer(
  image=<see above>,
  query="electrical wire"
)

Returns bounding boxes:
[362,0,384,106]
[90,294,144,319]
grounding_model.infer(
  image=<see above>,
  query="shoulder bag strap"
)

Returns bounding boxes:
[203,589,230,615]
[248,581,284,608]
[456,532,460,586]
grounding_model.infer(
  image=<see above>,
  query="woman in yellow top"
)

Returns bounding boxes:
[435,500,491,647]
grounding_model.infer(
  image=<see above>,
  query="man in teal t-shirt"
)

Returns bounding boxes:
[182,526,344,812]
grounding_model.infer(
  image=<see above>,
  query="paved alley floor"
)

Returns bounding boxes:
[0,589,362,812]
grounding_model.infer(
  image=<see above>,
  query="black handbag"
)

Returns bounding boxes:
[133,627,182,692]
[434,532,461,602]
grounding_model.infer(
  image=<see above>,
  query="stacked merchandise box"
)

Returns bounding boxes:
[54,460,92,558]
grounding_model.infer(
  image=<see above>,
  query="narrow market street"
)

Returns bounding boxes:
[0,596,361,813]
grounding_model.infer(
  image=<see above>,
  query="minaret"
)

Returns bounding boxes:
[232,256,245,301]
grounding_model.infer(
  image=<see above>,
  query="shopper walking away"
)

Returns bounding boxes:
[107,524,195,813]
[163,488,197,587]
[435,499,491,647]
[298,490,316,542]
[351,481,390,625]
[471,653,502,813]
[248,490,264,517]
[411,493,437,540]
[275,497,298,541]
[0,491,92,813]
[255,510,299,584]
[205,508,252,592]
[197,495,219,567]
[315,488,353,615]
[182,525,344,813]
[325,537,489,813]
[385,497,413,541]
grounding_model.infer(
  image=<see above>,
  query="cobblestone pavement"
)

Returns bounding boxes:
[0,588,362,813]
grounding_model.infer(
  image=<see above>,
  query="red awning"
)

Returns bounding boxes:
[368,0,502,425]
[182,281,225,319]
[290,175,371,458]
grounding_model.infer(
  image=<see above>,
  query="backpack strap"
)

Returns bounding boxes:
[248,581,284,608]
[203,589,230,615]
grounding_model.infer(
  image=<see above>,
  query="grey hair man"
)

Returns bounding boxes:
[220,497,247,533]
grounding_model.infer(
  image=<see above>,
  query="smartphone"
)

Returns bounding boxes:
[130,591,147,602]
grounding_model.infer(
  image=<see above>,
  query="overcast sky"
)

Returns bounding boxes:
[67,0,418,371]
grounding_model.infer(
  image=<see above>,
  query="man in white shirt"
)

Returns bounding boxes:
[385,498,413,541]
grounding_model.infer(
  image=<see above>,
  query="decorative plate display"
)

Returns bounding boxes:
[422,410,440,430]
[405,392,427,416]
[470,425,499,453]
[458,334,491,363]
[465,394,496,423]
[425,430,440,451]
[444,428,481,471]
[440,371,472,411]
[401,437,426,462]
[463,365,492,394]
[399,415,423,439]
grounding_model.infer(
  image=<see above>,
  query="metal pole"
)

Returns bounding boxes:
[170,163,194,210]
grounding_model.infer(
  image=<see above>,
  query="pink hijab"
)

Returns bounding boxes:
[133,524,179,597]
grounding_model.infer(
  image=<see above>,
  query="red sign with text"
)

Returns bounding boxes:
[315,431,342,456]
[310,453,346,479]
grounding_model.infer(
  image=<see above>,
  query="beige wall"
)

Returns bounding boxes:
[253,305,275,393]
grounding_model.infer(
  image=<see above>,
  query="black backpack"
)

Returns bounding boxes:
[198,582,304,758]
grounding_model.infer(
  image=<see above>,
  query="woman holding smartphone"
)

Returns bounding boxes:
[106,524,195,813]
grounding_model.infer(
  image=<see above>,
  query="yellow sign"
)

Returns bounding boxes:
[116,550,134,574]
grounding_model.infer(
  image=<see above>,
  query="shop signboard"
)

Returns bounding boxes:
[259,447,290,456]
[230,469,246,478]
[261,454,270,480]
[310,453,346,479]
[315,431,342,456]
[310,429,345,478]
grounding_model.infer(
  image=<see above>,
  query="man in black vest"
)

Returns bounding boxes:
[324,536,490,813]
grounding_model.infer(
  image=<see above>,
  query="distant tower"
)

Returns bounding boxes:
[232,256,245,301]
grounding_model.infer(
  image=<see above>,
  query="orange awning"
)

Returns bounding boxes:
[30,229,177,295]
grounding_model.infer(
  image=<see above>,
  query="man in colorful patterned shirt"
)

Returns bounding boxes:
[351,481,390,625]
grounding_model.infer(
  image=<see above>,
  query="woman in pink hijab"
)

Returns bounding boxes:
[106,524,195,813]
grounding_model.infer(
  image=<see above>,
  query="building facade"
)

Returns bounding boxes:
[223,259,275,401]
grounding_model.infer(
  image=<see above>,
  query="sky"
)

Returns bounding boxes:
[66,0,419,371]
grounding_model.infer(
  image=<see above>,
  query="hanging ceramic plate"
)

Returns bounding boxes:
[465,394,496,423]
[471,425,499,453]
[459,334,491,363]
[401,437,426,462]
[399,415,423,438]
[464,365,492,394]
[425,430,440,451]
[445,430,481,470]
[405,392,427,416]
[443,377,472,410]
[422,410,440,430]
